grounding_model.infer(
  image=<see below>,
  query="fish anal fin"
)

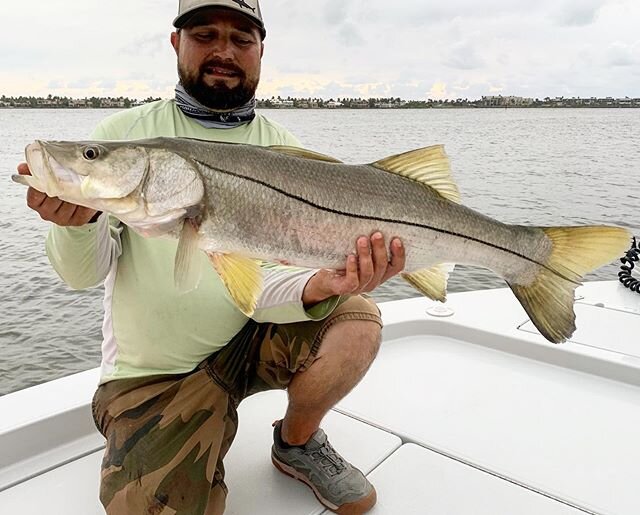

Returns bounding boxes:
[268,146,343,164]
[372,145,461,204]
[174,219,203,293]
[208,252,263,317]
[401,264,454,302]
[509,276,577,344]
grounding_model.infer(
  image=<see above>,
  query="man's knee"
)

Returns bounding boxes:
[336,295,382,318]
[324,295,382,335]
[351,318,382,361]
[316,295,383,360]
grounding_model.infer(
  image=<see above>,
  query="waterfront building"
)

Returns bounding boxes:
[481,96,535,107]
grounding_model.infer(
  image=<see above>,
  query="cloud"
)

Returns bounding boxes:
[605,41,640,66]
[553,0,605,27]
[120,33,168,57]
[443,41,485,70]
[338,22,365,47]
[323,0,350,25]
[429,82,449,100]
[1,0,639,100]
[67,79,96,90]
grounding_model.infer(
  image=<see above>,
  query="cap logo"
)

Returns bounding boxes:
[231,0,255,13]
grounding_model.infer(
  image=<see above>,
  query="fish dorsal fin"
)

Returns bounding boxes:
[372,145,461,204]
[401,263,455,302]
[208,252,263,317]
[268,146,343,164]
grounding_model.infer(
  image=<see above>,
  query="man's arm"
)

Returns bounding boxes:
[45,213,123,290]
[251,265,339,324]
[251,233,405,324]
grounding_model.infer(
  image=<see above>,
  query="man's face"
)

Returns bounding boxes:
[171,9,264,110]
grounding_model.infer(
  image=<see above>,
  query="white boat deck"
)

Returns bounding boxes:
[1,281,639,514]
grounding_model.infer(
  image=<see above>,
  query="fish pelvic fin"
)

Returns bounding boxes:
[509,226,632,344]
[174,219,203,293]
[208,252,263,317]
[401,264,455,302]
[372,145,461,204]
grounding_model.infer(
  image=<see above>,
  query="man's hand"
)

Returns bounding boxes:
[18,163,98,227]
[302,233,405,306]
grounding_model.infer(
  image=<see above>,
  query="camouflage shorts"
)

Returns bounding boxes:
[91,295,381,515]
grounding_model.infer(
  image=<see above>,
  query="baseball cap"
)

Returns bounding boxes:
[174,0,266,39]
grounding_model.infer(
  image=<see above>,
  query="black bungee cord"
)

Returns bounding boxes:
[619,237,640,294]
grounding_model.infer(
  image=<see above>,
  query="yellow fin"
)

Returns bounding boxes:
[268,146,343,163]
[401,264,454,302]
[372,145,460,204]
[541,226,631,282]
[509,226,631,343]
[208,252,263,316]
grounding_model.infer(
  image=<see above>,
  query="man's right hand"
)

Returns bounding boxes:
[18,163,98,227]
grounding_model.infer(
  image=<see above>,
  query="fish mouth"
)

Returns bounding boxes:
[24,141,85,198]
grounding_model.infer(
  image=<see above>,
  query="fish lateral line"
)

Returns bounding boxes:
[195,158,580,284]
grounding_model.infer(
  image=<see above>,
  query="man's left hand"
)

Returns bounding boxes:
[302,233,405,306]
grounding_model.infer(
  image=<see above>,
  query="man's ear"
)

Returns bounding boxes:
[171,31,180,56]
[260,41,264,59]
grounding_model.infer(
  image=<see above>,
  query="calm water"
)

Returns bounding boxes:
[1,108,638,395]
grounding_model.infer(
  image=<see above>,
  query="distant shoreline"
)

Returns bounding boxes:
[1,95,638,110]
[1,105,639,110]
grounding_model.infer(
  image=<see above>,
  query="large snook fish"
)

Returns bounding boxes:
[13,138,631,343]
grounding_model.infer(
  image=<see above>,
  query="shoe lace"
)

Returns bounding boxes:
[310,441,347,476]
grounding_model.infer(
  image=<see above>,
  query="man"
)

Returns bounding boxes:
[18,1,405,513]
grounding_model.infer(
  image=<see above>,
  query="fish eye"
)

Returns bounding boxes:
[83,147,100,161]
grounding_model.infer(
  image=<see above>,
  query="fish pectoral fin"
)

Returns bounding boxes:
[372,145,461,204]
[174,219,203,293]
[401,264,455,302]
[208,252,263,317]
[268,146,343,164]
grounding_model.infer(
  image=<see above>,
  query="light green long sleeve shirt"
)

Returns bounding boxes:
[46,100,339,383]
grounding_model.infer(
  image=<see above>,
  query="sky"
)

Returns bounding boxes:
[1,0,639,101]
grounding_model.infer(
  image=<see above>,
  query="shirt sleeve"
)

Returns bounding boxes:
[280,130,303,147]
[251,263,342,324]
[46,214,123,290]
[90,118,121,141]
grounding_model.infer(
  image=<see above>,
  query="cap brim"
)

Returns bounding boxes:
[173,6,266,38]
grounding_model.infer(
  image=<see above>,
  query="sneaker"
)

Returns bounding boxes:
[271,420,377,514]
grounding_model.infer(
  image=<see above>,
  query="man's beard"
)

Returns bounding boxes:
[178,59,258,111]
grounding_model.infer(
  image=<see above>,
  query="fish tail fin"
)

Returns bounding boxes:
[508,226,631,343]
